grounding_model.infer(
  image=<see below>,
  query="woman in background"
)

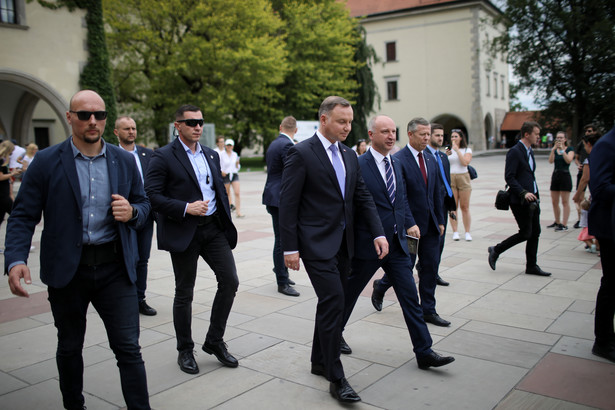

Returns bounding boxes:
[220,139,243,217]
[447,129,473,241]
[547,131,575,231]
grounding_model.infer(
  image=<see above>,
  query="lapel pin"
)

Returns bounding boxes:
[210,155,214,159]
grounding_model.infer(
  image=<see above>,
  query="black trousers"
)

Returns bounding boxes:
[266,205,290,286]
[495,202,541,268]
[170,222,239,352]
[302,239,349,383]
[595,237,615,347]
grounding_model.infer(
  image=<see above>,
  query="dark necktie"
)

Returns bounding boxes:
[330,144,345,198]
[418,152,427,185]
[383,157,395,204]
[434,151,453,197]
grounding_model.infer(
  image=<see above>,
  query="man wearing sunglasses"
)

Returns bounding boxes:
[145,105,239,375]
[5,90,151,409]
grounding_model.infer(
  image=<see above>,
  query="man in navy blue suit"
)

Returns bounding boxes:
[6,90,151,410]
[342,115,454,369]
[280,96,388,403]
[372,117,451,327]
[262,116,299,297]
[115,116,157,316]
[145,105,239,374]
[488,121,551,276]
[588,126,615,362]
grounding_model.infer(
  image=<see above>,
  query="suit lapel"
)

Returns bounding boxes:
[106,145,119,194]
[309,135,344,198]
[59,139,83,209]
[391,157,404,207]
[172,138,200,189]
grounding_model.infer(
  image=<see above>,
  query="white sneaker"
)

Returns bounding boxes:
[465,232,472,241]
[452,232,460,241]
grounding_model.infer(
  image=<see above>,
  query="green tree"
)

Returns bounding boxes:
[104,0,287,149]
[491,0,615,138]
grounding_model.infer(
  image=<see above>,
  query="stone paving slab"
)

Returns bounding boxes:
[1,154,614,409]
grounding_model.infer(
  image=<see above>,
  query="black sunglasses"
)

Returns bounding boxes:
[70,110,108,121]
[451,128,462,133]
[177,119,204,127]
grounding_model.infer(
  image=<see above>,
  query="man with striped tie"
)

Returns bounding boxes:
[341,115,454,370]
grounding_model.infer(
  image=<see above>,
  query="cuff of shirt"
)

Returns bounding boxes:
[284,251,299,255]
[8,261,26,272]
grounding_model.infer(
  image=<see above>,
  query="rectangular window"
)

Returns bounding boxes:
[486,73,490,96]
[493,72,498,98]
[500,75,505,100]
[0,0,16,23]
[386,80,398,101]
[386,42,396,62]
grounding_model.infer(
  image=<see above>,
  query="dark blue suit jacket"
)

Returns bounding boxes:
[279,134,384,260]
[354,150,412,259]
[393,146,445,234]
[136,145,154,176]
[589,126,615,240]
[145,137,237,253]
[262,134,293,207]
[505,141,538,205]
[4,139,150,288]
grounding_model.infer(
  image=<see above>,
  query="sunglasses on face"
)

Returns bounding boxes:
[70,110,108,121]
[177,119,204,127]
[451,129,461,133]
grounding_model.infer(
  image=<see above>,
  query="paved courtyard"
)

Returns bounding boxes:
[1,151,613,409]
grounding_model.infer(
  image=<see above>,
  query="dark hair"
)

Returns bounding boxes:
[280,116,297,132]
[520,121,540,138]
[407,117,430,133]
[584,131,601,146]
[318,96,351,119]
[584,123,596,132]
[431,123,444,132]
[175,104,201,120]
[450,128,468,148]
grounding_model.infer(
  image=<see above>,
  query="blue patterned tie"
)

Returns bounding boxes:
[330,144,345,198]
[383,157,395,204]
[434,152,453,197]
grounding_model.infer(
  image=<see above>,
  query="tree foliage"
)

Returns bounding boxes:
[491,0,615,137]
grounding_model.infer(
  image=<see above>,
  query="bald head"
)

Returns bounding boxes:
[368,115,397,156]
[69,90,105,111]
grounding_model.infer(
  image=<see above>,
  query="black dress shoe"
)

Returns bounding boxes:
[416,351,455,370]
[488,246,499,271]
[423,313,451,327]
[278,284,300,297]
[177,350,199,374]
[592,343,615,363]
[329,377,361,403]
[340,336,352,355]
[573,220,581,229]
[436,275,450,286]
[311,363,325,376]
[138,300,157,316]
[371,280,384,312]
[202,341,239,368]
[525,265,551,276]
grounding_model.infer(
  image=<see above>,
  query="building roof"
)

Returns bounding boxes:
[500,111,542,131]
[345,0,460,18]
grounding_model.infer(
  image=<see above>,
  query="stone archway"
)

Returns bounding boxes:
[484,112,494,149]
[0,69,69,144]
[431,114,468,147]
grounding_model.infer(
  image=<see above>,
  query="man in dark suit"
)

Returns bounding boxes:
[488,121,551,276]
[262,116,299,297]
[426,123,455,286]
[145,104,239,374]
[280,96,388,403]
[588,126,615,362]
[6,90,151,410]
[115,116,157,316]
[343,115,454,370]
[372,117,450,327]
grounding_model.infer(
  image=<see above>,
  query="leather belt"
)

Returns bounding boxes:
[80,240,121,266]
[197,212,219,226]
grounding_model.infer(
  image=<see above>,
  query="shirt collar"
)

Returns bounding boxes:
[70,137,106,159]
[407,143,422,158]
[280,132,294,143]
[369,146,390,165]
[316,130,338,151]
[179,137,202,155]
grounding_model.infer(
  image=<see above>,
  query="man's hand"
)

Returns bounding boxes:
[524,192,537,202]
[285,253,301,271]
[111,194,135,222]
[406,225,420,239]
[186,200,210,216]
[439,224,445,236]
[8,264,32,297]
[374,237,389,260]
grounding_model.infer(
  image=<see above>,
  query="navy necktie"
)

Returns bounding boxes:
[330,144,345,198]
[383,157,395,204]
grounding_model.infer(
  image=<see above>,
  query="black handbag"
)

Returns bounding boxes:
[495,186,510,210]
[468,165,478,180]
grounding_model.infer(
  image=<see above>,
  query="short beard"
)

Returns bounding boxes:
[83,133,102,144]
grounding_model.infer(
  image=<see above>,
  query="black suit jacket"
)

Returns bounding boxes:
[145,138,237,253]
[4,139,150,287]
[355,150,412,259]
[279,134,384,261]
[262,134,293,207]
[505,141,538,205]
[588,126,615,240]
